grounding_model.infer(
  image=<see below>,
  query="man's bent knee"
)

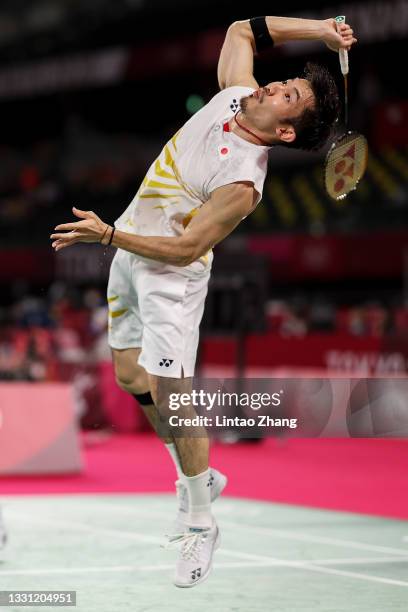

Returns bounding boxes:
[112,348,149,395]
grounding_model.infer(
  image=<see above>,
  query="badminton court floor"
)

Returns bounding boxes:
[1,494,407,611]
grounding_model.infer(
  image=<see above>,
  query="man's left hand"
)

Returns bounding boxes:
[51,207,109,251]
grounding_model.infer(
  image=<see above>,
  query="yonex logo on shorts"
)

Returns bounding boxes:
[159,358,174,368]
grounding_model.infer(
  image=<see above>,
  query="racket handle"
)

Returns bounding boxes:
[335,15,349,75]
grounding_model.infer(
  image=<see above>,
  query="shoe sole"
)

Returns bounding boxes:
[174,527,221,589]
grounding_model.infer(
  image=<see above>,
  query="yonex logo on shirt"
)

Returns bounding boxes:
[230,98,239,112]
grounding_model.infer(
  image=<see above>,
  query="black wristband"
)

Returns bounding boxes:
[108,226,116,246]
[250,17,274,53]
[100,225,109,244]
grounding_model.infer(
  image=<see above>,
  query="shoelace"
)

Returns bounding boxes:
[163,530,207,562]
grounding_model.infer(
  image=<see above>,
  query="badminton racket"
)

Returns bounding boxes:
[324,15,368,201]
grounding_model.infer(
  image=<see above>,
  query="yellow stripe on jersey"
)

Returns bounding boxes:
[109,308,128,319]
[182,207,199,228]
[107,295,119,303]
[140,193,179,199]
[164,144,174,169]
[145,179,182,190]
[171,130,180,151]
[155,159,175,180]
[138,130,200,203]
[163,145,200,201]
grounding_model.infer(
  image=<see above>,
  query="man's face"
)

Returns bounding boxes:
[240,78,315,142]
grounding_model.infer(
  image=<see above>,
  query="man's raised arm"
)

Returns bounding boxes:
[50,183,257,266]
[217,16,356,90]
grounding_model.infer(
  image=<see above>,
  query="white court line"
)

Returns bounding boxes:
[6,511,408,588]
[220,519,408,558]
[9,502,408,563]
[1,559,408,588]
[0,562,270,577]
[0,557,407,578]
[11,512,162,546]
[63,499,408,559]
[294,563,408,588]
[302,556,408,566]
[9,512,284,566]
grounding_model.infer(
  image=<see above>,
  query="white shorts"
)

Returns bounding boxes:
[107,249,210,378]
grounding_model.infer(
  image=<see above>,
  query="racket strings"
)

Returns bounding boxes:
[325,134,368,199]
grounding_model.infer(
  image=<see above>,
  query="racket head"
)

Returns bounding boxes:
[325,131,368,200]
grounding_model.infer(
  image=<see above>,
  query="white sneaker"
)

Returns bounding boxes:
[174,468,227,532]
[171,520,220,588]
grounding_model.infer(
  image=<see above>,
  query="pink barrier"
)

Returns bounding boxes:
[98,362,149,433]
[0,383,82,474]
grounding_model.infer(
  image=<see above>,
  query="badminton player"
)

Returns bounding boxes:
[51,15,356,588]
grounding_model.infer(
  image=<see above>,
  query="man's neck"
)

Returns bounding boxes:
[227,112,271,146]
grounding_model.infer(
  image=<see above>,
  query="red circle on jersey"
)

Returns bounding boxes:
[221,147,229,155]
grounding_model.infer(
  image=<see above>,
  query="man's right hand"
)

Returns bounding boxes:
[323,18,357,53]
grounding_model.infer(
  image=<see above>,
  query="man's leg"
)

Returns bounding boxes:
[111,347,226,501]
[112,347,186,477]
[149,372,220,588]
[112,347,172,443]
[149,373,212,527]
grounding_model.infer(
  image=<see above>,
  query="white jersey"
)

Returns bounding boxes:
[115,86,269,274]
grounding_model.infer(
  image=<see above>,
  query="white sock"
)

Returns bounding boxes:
[165,442,183,478]
[182,468,213,529]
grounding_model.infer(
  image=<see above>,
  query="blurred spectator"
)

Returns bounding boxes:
[394,305,408,336]
[364,302,390,337]
[308,296,335,332]
[348,307,367,336]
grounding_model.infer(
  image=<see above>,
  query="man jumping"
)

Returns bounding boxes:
[51,15,356,588]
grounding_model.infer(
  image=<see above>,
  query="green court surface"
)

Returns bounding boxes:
[1,494,408,611]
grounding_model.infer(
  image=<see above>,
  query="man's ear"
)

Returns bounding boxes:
[276,124,296,143]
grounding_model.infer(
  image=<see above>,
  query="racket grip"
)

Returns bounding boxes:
[335,15,349,75]
[339,48,349,75]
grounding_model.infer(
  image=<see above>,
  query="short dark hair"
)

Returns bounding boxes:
[283,62,340,151]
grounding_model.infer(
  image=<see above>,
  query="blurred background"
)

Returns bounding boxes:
[1,2,408,606]
[0,0,407,427]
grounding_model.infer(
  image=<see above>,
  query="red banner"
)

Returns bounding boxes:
[201,333,408,375]
[247,230,408,281]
